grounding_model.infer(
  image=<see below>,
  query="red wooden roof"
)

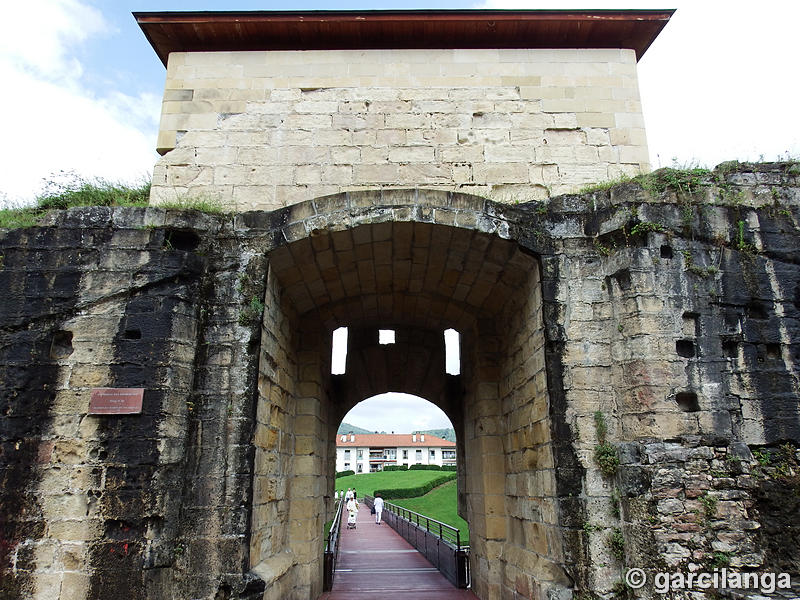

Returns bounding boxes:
[337,433,455,448]
[135,9,674,66]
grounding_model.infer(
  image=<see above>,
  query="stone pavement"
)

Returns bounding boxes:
[319,503,477,600]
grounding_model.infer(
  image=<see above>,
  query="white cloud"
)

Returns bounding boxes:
[342,393,454,434]
[0,0,106,81]
[0,1,159,206]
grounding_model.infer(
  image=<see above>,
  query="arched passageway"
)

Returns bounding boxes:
[249,190,571,600]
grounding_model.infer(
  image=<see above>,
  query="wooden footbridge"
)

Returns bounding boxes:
[320,501,477,600]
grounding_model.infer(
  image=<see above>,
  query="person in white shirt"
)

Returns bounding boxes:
[346,496,359,529]
[373,493,384,525]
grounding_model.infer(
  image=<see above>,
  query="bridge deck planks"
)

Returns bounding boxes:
[319,503,477,599]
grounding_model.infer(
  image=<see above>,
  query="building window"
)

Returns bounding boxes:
[344,450,351,458]
[357,450,362,459]
[443,450,456,459]
[430,450,436,459]
[357,464,363,473]
[344,462,350,468]
[415,449,422,463]
[403,450,408,460]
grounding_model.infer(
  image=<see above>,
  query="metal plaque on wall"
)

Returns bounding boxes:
[89,388,144,415]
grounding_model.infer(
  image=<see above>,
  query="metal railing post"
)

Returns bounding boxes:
[379,499,470,588]
[323,497,344,592]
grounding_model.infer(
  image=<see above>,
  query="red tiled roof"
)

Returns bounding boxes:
[337,433,455,448]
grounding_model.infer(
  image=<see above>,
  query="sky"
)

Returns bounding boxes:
[2,1,797,430]
[341,393,455,434]
[1,0,798,208]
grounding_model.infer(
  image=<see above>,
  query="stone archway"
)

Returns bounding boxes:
[248,189,572,600]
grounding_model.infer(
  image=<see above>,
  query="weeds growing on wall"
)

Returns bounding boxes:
[579,174,634,194]
[593,411,620,477]
[639,167,712,196]
[608,527,626,561]
[0,171,151,229]
[36,172,151,209]
[752,443,799,484]
[735,220,758,255]
[157,195,227,214]
[0,208,40,229]
[238,295,265,326]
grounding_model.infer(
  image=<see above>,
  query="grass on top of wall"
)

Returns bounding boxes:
[0,173,151,229]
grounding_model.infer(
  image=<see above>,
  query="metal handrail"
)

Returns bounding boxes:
[323,497,344,591]
[384,501,466,549]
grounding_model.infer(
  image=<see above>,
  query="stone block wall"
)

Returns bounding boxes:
[538,164,800,595]
[496,259,569,600]
[250,266,299,596]
[1,163,798,600]
[151,48,649,210]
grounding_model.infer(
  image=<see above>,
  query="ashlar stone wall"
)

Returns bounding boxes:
[151,48,649,210]
[1,163,799,600]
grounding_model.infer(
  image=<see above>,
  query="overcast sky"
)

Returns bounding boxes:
[341,393,454,433]
[2,1,797,430]
[1,0,798,207]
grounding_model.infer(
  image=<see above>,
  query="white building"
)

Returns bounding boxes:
[336,432,456,473]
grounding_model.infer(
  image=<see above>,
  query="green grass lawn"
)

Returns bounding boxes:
[334,470,451,499]
[393,480,469,543]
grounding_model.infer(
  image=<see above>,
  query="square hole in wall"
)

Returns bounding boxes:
[747,302,768,320]
[675,392,700,412]
[613,268,631,291]
[379,329,395,344]
[676,339,696,358]
[50,330,73,359]
[766,343,781,360]
[721,339,739,358]
[660,245,673,259]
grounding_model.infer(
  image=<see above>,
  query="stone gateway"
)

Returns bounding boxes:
[0,10,798,600]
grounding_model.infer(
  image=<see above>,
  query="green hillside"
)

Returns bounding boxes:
[337,422,374,434]
[419,428,455,442]
[336,423,456,440]
[394,480,469,543]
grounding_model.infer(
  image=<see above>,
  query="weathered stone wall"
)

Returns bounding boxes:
[151,48,648,210]
[1,163,798,600]
[495,259,568,600]
[540,164,800,596]
[250,265,300,598]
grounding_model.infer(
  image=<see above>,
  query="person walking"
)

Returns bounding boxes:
[346,494,359,529]
[373,493,384,525]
